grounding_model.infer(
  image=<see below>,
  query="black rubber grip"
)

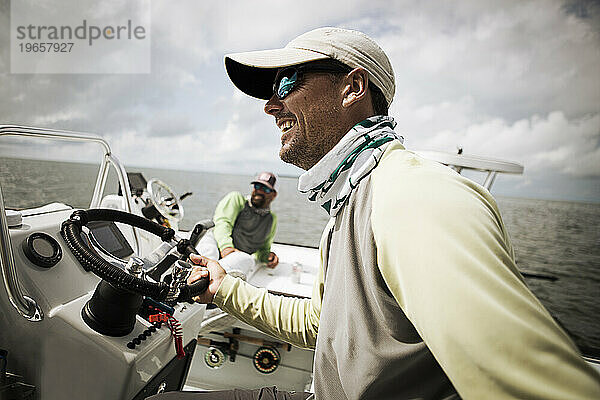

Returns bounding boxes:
[178,277,210,303]
[175,239,210,301]
[84,208,175,242]
[189,219,215,247]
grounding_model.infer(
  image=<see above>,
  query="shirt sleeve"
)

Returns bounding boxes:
[212,219,332,349]
[213,192,246,251]
[370,148,600,399]
[212,261,323,349]
[254,212,277,262]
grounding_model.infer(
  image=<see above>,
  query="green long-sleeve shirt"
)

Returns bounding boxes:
[213,191,277,262]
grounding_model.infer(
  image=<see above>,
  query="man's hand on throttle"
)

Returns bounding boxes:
[188,254,227,303]
[266,252,279,268]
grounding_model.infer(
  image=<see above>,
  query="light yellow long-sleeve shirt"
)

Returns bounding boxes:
[213,142,600,399]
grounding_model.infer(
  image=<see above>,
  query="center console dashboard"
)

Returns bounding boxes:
[2,207,206,399]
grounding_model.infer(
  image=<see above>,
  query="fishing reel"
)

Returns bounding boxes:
[61,208,213,337]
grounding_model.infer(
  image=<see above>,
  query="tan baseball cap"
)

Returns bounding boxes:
[225,27,395,106]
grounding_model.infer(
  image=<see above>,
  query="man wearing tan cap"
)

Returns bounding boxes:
[158,27,600,400]
[196,172,279,272]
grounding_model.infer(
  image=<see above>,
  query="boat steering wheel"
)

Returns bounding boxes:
[61,208,207,302]
[147,179,184,222]
[61,208,208,336]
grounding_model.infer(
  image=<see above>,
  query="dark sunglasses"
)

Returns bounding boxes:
[272,64,351,100]
[253,183,274,193]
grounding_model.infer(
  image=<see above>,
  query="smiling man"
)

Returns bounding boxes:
[196,172,279,271]
[153,27,600,400]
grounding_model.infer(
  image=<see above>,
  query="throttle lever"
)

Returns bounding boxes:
[189,219,215,248]
[177,239,200,260]
[175,239,210,302]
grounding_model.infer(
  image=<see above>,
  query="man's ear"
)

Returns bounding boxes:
[341,68,369,108]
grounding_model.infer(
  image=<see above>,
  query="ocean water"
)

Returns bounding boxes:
[1,157,599,353]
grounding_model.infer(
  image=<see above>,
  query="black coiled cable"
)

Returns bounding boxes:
[61,208,194,301]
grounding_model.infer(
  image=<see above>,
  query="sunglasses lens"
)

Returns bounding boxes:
[276,70,298,99]
[254,183,272,193]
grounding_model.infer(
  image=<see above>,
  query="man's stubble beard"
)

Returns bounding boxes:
[279,130,343,170]
[279,135,314,170]
[251,195,265,208]
[279,100,345,170]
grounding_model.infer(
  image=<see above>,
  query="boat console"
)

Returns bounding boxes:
[1,203,213,399]
[0,126,211,400]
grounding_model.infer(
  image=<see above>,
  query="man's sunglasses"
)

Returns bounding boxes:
[253,183,274,193]
[272,64,351,100]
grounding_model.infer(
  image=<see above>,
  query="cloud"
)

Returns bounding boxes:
[0,0,599,201]
[378,0,600,120]
[424,111,600,178]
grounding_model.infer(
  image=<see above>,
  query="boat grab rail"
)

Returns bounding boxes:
[0,184,43,321]
[416,150,524,191]
[0,125,140,321]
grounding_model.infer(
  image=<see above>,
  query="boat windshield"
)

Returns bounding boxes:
[0,156,100,210]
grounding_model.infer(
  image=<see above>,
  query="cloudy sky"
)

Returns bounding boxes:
[0,0,599,202]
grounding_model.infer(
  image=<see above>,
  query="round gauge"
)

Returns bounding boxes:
[204,347,225,369]
[253,347,280,374]
[22,232,62,268]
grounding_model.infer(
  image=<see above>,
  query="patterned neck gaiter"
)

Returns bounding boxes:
[298,116,403,216]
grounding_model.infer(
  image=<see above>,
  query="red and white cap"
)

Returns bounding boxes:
[251,172,277,192]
